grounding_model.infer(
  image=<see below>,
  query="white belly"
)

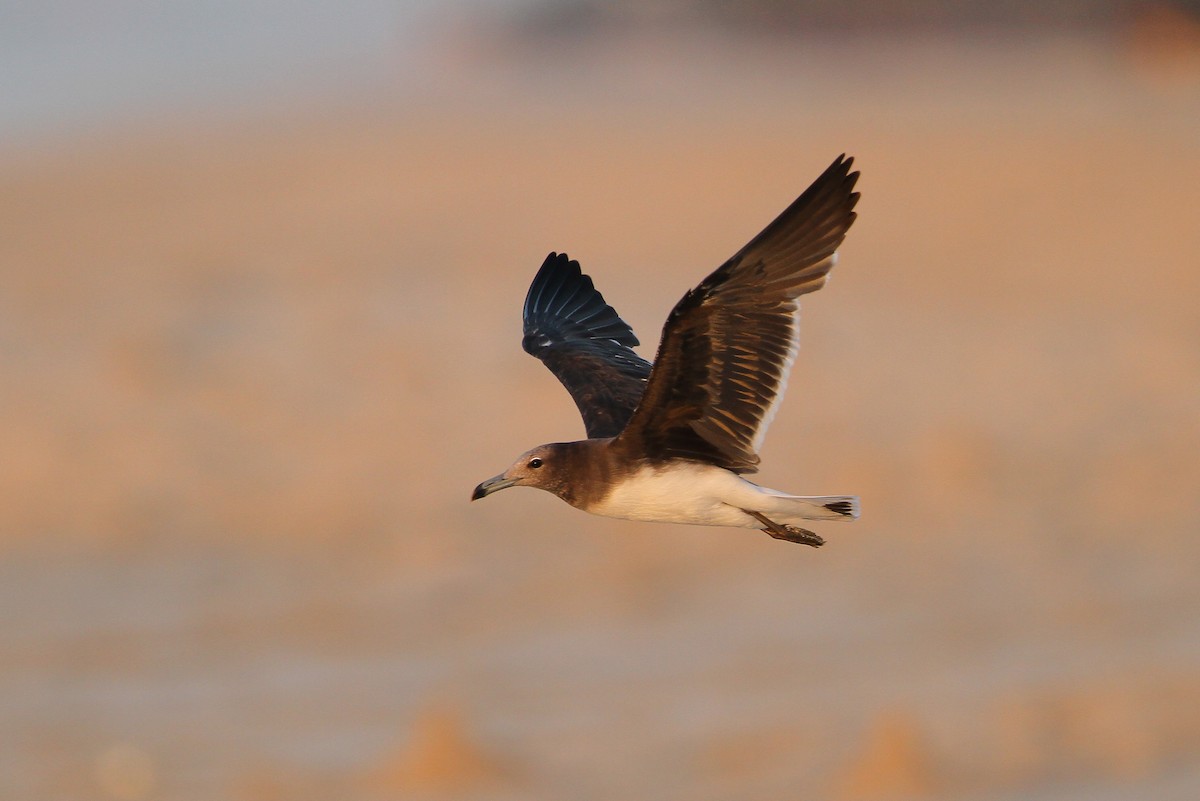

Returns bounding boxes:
[587,463,769,528]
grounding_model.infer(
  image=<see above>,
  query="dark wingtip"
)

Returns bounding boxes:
[522,250,641,351]
[828,153,860,195]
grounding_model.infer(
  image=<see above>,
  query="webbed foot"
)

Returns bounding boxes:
[742,509,826,548]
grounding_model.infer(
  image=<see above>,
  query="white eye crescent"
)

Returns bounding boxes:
[528,457,543,469]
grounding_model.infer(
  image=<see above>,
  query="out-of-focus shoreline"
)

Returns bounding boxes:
[2,28,1198,801]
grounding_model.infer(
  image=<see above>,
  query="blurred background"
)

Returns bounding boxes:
[2,1,1199,799]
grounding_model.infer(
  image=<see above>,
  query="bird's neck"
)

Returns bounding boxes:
[554,438,618,510]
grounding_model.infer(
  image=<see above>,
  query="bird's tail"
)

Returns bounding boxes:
[768,494,861,522]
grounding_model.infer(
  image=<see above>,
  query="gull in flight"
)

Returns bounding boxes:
[472,155,861,546]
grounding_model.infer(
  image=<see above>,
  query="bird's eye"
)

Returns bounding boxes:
[528,457,543,469]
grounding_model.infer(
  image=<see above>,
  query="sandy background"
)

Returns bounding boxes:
[2,7,1199,801]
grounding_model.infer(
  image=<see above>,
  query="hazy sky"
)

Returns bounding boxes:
[0,1,460,142]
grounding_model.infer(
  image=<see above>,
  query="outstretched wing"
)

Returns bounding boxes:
[616,155,860,472]
[522,252,652,439]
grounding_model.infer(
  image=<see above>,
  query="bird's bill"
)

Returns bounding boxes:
[471,472,518,501]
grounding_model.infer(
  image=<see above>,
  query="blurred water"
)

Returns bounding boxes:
[2,4,1198,798]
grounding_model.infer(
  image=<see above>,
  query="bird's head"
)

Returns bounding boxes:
[471,443,571,502]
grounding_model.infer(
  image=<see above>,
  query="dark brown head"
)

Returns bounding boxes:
[470,438,609,506]
[471,442,580,505]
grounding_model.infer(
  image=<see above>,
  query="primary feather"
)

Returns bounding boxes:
[616,154,860,472]
[521,253,651,438]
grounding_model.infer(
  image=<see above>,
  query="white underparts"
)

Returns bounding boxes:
[587,462,859,529]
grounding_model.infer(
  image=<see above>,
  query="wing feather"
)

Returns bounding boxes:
[615,155,860,472]
[522,253,652,439]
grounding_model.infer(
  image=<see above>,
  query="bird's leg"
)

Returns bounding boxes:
[742,509,826,548]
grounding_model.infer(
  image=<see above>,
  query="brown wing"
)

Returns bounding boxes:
[615,155,860,472]
[523,252,652,438]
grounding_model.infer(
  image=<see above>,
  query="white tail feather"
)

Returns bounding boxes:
[761,493,860,523]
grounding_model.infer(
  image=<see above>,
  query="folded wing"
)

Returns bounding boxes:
[616,155,860,472]
[522,253,652,439]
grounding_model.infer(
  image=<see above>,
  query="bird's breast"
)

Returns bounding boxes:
[585,462,761,528]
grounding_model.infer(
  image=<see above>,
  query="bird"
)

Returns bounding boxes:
[471,155,860,546]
